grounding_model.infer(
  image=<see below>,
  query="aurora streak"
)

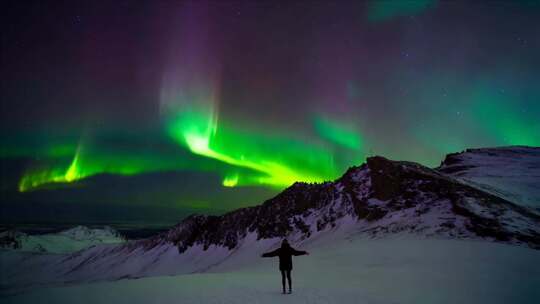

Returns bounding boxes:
[1,0,539,225]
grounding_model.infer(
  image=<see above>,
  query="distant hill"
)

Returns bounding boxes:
[0,225,125,254]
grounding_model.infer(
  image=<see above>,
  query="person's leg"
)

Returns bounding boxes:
[287,270,292,293]
[280,270,286,294]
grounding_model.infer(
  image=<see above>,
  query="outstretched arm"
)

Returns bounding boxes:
[291,248,309,256]
[261,248,280,258]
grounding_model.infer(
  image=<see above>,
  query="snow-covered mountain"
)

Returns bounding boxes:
[142,153,539,252]
[0,226,125,254]
[438,146,540,208]
[2,147,539,295]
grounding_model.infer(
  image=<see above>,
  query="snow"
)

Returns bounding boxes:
[2,237,539,304]
[439,146,540,207]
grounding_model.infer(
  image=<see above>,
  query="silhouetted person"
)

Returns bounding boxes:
[261,239,309,294]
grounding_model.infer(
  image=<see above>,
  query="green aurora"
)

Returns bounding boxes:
[2,0,539,217]
[16,104,365,192]
[12,76,540,194]
[12,78,540,193]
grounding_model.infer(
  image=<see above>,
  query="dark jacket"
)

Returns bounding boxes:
[262,243,307,271]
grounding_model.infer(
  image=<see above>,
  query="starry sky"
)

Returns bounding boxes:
[1,1,539,227]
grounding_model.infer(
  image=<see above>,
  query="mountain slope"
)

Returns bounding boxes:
[151,155,540,252]
[438,146,540,207]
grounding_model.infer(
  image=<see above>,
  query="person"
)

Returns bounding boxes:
[261,239,309,294]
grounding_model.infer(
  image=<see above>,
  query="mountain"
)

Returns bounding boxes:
[2,147,539,295]
[148,152,540,253]
[0,225,125,254]
[438,146,540,208]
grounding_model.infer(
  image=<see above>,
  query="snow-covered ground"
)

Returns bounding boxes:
[0,226,124,254]
[2,237,539,304]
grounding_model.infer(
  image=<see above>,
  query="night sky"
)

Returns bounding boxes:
[1,1,539,227]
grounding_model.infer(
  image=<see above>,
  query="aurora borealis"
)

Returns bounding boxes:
[1,1,539,226]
